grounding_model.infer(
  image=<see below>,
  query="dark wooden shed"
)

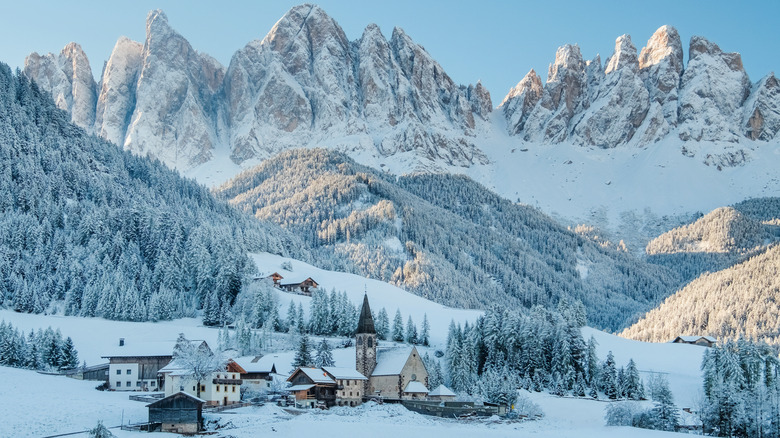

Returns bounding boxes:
[147,392,204,433]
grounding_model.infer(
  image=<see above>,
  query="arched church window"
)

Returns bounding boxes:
[357,336,363,346]
[367,337,373,347]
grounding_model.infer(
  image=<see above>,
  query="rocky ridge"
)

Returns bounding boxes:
[500,25,779,149]
[25,5,490,171]
[24,8,780,173]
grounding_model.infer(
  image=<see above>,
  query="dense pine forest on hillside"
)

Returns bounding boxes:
[216,149,682,331]
[0,65,306,322]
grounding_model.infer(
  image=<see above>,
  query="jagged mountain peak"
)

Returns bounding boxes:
[262,3,348,56]
[689,35,745,72]
[502,69,542,103]
[605,34,638,74]
[24,41,97,130]
[638,25,683,72]
[548,44,584,82]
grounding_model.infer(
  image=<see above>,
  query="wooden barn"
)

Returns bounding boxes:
[279,276,319,295]
[147,392,204,434]
[287,367,338,408]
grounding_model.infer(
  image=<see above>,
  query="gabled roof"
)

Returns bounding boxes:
[234,355,280,374]
[372,346,416,376]
[323,367,367,380]
[279,274,318,285]
[357,294,376,334]
[404,381,429,394]
[158,357,241,376]
[146,391,205,408]
[429,384,456,397]
[288,367,336,384]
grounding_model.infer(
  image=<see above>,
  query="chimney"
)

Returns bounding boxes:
[119,338,125,347]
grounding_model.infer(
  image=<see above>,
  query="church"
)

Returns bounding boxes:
[355,295,429,401]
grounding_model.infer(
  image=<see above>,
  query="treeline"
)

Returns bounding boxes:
[0,64,307,324]
[700,340,780,437]
[441,303,643,404]
[0,320,78,371]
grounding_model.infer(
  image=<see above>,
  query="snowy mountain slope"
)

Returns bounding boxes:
[621,243,780,344]
[214,148,681,331]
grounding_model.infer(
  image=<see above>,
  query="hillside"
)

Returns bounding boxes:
[0,64,305,322]
[622,244,780,344]
[215,148,680,331]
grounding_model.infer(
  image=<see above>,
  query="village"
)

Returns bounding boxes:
[68,273,507,435]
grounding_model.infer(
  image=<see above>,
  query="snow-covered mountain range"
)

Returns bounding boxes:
[23,4,780,235]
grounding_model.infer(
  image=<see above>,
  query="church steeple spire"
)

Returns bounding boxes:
[357,293,376,334]
[356,293,378,386]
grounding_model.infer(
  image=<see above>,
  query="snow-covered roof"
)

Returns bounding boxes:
[372,347,414,376]
[288,384,315,392]
[293,367,336,384]
[147,391,206,407]
[102,340,176,358]
[158,359,189,375]
[323,367,367,380]
[673,336,716,343]
[279,274,317,285]
[428,384,456,397]
[235,355,281,374]
[404,381,429,394]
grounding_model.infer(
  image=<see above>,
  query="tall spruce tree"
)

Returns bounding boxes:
[392,309,404,342]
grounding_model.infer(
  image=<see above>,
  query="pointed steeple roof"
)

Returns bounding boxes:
[357,294,376,334]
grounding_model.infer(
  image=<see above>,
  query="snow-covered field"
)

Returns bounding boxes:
[0,364,688,438]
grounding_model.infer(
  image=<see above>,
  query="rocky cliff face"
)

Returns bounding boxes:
[27,5,489,171]
[24,42,97,130]
[500,25,779,150]
[123,10,224,169]
[571,35,649,147]
[743,73,780,141]
[225,4,490,167]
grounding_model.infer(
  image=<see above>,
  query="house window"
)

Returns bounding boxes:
[233,374,236,379]
[201,385,206,392]
[232,386,236,392]
[136,381,141,387]
[216,385,220,392]
[126,381,131,387]
[350,391,352,397]
[151,381,156,387]
[193,386,196,391]
[116,381,121,387]
[116,369,121,375]
[126,369,131,374]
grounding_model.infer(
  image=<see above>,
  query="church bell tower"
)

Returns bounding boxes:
[356,293,377,389]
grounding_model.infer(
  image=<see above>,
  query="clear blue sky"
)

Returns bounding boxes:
[2,0,778,101]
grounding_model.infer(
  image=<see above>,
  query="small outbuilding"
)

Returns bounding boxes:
[147,392,204,434]
[428,384,456,401]
[279,276,319,295]
[671,336,716,348]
